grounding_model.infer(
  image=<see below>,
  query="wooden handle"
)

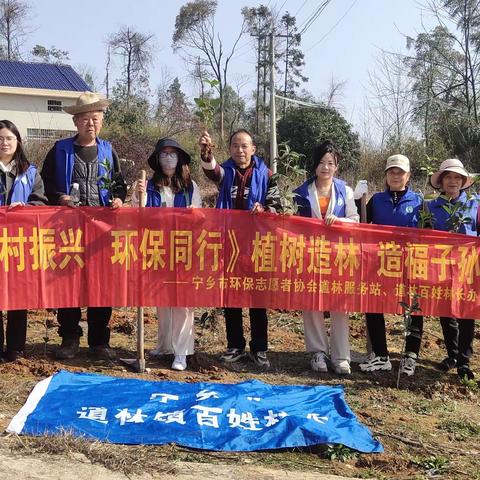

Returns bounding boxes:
[138,169,147,208]
[360,193,367,223]
[136,168,147,369]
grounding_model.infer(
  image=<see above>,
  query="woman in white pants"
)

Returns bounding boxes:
[293,140,359,374]
[133,138,201,371]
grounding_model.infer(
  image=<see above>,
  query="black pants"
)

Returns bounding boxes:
[0,310,27,355]
[57,307,112,347]
[366,313,423,357]
[225,307,268,353]
[440,317,475,366]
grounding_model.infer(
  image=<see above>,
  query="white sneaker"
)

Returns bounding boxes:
[359,353,392,372]
[311,352,328,372]
[399,353,417,376]
[171,355,187,371]
[333,360,351,375]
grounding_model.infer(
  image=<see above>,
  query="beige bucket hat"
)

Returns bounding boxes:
[63,91,111,115]
[384,154,410,173]
[430,158,474,190]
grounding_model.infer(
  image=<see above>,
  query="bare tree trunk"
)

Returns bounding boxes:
[262,37,267,132]
[255,34,261,134]
[105,46,111,98]
[6,14,11,59]
[283,26,289,116]
[219,82,224,140]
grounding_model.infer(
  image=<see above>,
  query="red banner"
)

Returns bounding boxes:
[1,206,479,318]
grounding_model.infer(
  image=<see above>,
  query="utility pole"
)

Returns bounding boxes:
[250,30,292,172]
[269,31,278,174]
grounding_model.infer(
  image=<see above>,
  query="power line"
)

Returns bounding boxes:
[306,0,358,52]
[276,0,289,13]
[297,0,331,35]
[294,0,309,17]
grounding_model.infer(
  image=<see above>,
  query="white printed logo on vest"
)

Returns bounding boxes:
[337,199,344,206]
[405,206,413,213]
[21,175,28,184]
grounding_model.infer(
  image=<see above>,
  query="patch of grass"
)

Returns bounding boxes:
[407,400,433,415]
[357,469,389,480]
[321,444,358,462]
[439,419,480,439]
[415,455,449,475]
[460,375,479,392]
[4,433,176,476]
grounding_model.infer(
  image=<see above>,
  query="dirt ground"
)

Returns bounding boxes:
[0,308,479,480]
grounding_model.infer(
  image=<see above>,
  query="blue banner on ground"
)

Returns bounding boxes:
[8,370,383,453]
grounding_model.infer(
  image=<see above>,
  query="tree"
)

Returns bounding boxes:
[104,84,150,136]
[242,5,274,135]
[277,104,360,173]
[405,25,460,154]
[403,1,480,166]
[222,84,247,135]
[31,44,69,63]
[0,0,29,60]
[242,5,308,144]
[76,64,97,91]
[172,0,246,141]
[279,12,308,111]
[155,77,193,136]
[367,51,415,150]
[322,76,347,110]
[108,26,154,99]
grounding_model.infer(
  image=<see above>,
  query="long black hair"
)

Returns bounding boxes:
[0,119,29,174]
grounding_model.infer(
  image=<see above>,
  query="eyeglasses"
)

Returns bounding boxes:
[0,136,17,144]
[160,151,178,160]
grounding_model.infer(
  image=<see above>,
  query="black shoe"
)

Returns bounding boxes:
[457,365,475,380]
[56,337,80,359]
[220,348,247,363]
[438,357,457,372]
[89,345,116,361]
[251,351,270,368]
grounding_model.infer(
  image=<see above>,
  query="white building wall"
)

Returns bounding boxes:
[0,88,83,140]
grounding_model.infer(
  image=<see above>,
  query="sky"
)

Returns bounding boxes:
[23,0,438,132]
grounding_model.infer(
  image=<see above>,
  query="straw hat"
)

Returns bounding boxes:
[384,154,410,172]
[63,92,111,115]
[430,158,473,190]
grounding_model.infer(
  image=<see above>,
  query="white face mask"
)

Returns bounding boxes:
[160,151,178,171]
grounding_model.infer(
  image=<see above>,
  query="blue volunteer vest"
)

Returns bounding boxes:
[54,136,113,206]
[216,155,269,209]
[427,191,479,236]
[0,165,37,206]
[293,176,347,218]
[371,189,423,227]
[145,179,194,207]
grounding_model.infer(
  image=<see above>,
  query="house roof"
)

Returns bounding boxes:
[0,60,91,91]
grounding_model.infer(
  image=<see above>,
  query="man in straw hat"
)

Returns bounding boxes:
[41,91,126,361]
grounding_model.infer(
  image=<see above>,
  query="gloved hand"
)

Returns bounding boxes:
[353,180,368,200]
